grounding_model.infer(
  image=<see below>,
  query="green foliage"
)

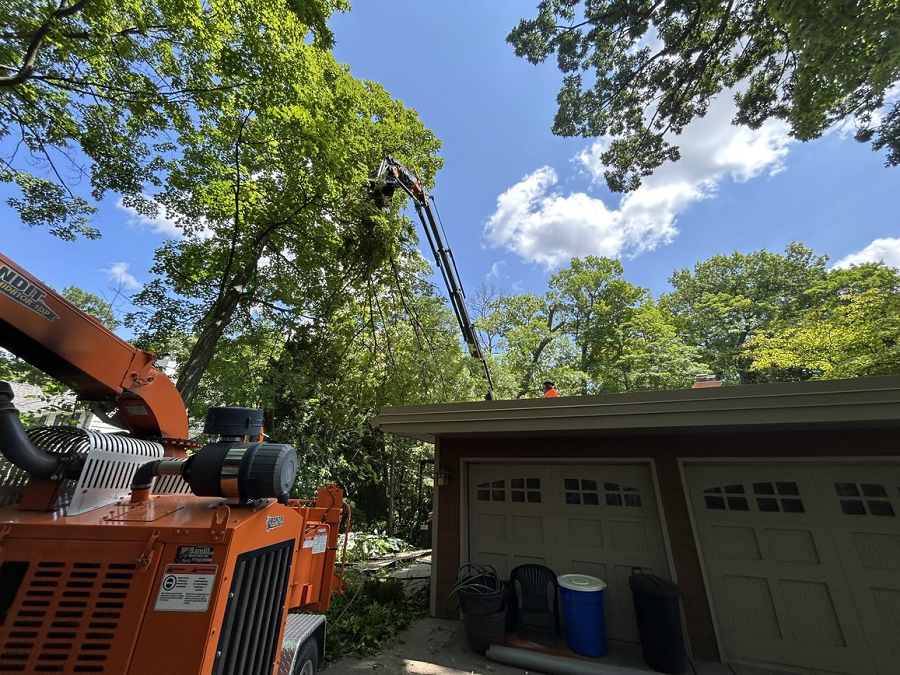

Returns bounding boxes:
[480,256,704,397]
[751,263,900,378]
[0,0,348,239]
[61,286,119,329]
[322,568,428,664]
[663,243,828,383]
[508,0,900,192]
[344,532,412,564]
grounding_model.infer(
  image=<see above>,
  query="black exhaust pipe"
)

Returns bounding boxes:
[0,381,71,479]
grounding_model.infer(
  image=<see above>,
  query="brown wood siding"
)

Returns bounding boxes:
[433,426,899,661]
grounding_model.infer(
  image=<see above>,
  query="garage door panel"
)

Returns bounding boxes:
[870,587,900,656]
[778,578,846,647]
[511,514,547,545]
[811,464,900,674]
[686,462,896,674]
[475,513,507,541]
[715,573,866,673]
[470,462,668,645]
[471,552,510,580]
[608,518,652,553]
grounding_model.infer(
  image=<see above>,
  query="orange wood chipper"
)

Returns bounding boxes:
[0,251,348,675]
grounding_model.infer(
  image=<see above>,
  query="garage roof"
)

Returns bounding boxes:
[370,376,900,442]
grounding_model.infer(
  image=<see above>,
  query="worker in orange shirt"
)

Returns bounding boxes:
[542,379,559,398]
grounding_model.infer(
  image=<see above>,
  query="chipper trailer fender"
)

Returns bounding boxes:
[0,252,348,674]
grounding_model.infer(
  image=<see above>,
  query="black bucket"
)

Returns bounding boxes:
[457,585,505,616]
[463,605,506,654]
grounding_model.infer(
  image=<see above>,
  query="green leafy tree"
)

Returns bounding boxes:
[127,41,442,408]
[751,263,900,378]
[60,286,119,330]
[549,256,646,394]
[480,291,568,399]
[609,300,706,391]
[0,0,346,239]
[664,243,828,383]
[508,0,900,192]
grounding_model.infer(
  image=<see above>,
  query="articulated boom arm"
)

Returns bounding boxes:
[375,156,494,399]
[0,251,189,442]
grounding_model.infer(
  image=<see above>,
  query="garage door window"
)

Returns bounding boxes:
[605,482,642,507]
[834,482,895,516]
[510,477,542,503]
[563,478,600,505]
[753,481,804,513]
[704,483,804,513]
[476,480,506,502]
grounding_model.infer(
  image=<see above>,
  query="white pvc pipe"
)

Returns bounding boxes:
[486,645,648,675]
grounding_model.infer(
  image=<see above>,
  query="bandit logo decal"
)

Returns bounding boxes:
[0,265,59,321]
[266,515,285,532]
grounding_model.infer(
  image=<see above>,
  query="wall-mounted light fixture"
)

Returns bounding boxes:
[436,467,450,487]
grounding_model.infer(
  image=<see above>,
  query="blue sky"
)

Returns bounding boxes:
[3,1,899,331]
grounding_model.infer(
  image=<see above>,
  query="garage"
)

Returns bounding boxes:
[685,461,900,674]
[372,375,900,667]
[467,462,670,642]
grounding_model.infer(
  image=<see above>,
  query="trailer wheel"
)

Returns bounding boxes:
[293,636,318,675]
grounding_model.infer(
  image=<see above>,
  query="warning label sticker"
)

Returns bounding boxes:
[154,564,217,612]
[302,527,328,555]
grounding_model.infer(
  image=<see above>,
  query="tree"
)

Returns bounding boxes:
[664,243,828,383]
[549,256,646,393]
[127,41,442,408]
[0,0,346,239]
[751,263,900,378]
[60,286,119,330]
[608,300,706,391]
[480,291,568,399]
[508,0,900,192]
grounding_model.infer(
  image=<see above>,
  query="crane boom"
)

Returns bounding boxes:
[376,155,494,400]
[375,155,494,400]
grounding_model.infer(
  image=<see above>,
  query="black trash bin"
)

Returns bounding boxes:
[629,569,687,674]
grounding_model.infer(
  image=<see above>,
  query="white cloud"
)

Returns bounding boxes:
[486,92,793,267]
[115,198,180,237]
[103,262,142,291]
[833,238,900,270]
[487,261,506,280]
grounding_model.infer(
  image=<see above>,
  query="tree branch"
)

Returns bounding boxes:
[0,0,91,87]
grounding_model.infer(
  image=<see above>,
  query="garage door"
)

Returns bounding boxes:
[468,463,669,642]
[685,462,900,674]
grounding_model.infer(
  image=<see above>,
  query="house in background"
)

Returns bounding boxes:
[372,375,900,675]
[7,355,180,433]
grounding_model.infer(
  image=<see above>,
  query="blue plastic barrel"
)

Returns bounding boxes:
[558,573,607,657]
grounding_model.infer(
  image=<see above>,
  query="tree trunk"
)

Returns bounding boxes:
[176,241,268,409]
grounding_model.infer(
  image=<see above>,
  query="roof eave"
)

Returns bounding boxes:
[370,376,900,443]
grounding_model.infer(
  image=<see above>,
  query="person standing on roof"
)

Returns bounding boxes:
[542,380,559,398]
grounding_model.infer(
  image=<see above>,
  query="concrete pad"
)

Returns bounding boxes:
[324,617,813,675]
[324,618,659,675]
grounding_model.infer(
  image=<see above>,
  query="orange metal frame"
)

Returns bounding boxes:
[0,251,188,442]
[0,485,348,675]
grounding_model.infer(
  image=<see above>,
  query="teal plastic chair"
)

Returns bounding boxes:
[509,564,561,635]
